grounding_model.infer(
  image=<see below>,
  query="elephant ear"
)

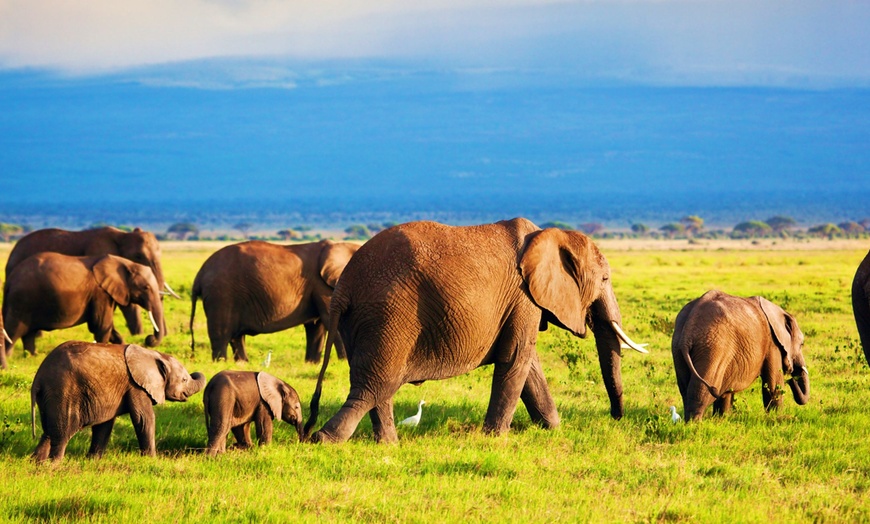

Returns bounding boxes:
[93,255,131,306]
[519,229,598,336]
[318,241,358,289]
[256,372,283,420]
[756,296,797,373]
[124,344,168,405]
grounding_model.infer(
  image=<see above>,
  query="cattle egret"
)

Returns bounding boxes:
[398,400,426,427]
[669,406,681,424]
[262,350,272,368]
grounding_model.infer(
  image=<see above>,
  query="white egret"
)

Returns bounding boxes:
[669,406,681,424]
[398,400,426,427]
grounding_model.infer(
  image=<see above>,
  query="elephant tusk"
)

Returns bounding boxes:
[3,328,12,346]
[620,342,649,351]
[164,282,182,299]
[611,321,648,354]
[148,311,160,333]
[801,366,809,376]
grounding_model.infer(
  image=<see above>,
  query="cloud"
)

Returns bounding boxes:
[0,0,868,86]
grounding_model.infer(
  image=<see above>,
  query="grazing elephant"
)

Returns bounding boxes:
[852,248,870,366]
[204,370,304,455]
[190,239,359,363]
[305,218,647,443]
[5,226,177,337]
[671,290,810,421]
[31,341,206,462]
[4,253,166,355]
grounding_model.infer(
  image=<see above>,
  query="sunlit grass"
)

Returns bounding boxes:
[1,240,869,522]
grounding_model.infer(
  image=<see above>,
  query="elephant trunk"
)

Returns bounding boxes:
[589,283,630,420]
[144,296,166,347]
[295,420,304,442]
[787,366,810,405]
[188,372,207,397]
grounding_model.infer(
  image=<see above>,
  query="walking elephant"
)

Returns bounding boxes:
[4,253,166,356]
[671,290,810,421]
[5,226,178,337]
[190,239,359,363]
[305,218,648,443]
[203,370,304,455]
[852,248,870,366]
[31,341,206,462]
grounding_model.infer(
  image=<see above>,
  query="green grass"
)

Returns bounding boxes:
[1,241,869,522]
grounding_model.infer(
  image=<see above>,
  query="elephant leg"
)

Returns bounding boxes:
[128,397,157,456]
[230,336,248,362]
[485,357,533,435]
[207,322,231,361]
[334,333,348,360]
[22,333,37,356]
[684,379,716,421]
[32,434,51,462]
[206,416,231,456]
[520,352,560,429]
[369,397,398,444]
[232,422,254,449]
[88,418,116,458]
[312,394,378,444]
[762,356,785,412]
[254,408,274,446]
[304,321,325,363]
[712,393,734,416]
[120,304,144,336]
[109,328,124,344]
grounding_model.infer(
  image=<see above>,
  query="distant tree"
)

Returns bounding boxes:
[578,223,605,236]
[732,221,772,238]
[680,215,704,236]
[344,224,372,240]
[367,223,385,235]
[765,215,797,232]
[859,218,870,230]
[540,221,574,230]
[0,222,24,242]
[807,223,842,238]
[838,221,865,235]
[277,229,300,241]
[659,223,685,238]
[630,223,649,236]
[234,222,253,240]
[167,222,199,240]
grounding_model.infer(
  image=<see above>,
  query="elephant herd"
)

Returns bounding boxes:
[3,220,870,462]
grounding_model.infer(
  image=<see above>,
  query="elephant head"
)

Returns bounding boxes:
[756,297,810,404]
[519,228,647,419]
[257,372,304,441]
[93,255,166,347]
[116,228,173,296]
[124,344,206,404]
[318,240,359,289]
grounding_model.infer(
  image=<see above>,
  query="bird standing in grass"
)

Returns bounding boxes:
[670,406,681,424]
[398,400,426,427]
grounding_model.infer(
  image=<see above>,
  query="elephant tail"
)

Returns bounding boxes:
[303,301,343,441]
[189,278,201,355]
[681,342,721,398]
[30,383,38,439]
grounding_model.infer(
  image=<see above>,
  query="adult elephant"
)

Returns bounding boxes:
[31,341,206,462]
[305,218,648,443]
[852,248,870,366]
[5,226,177,337]
[671,290,810,421]
[190,239,359,363]
[4,253,166,356]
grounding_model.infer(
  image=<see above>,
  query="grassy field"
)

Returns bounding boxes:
[1,238,869,523]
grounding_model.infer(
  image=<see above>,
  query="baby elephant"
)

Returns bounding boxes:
[31,341,206,462]
[672,290,810,421]
[204,370,303,455]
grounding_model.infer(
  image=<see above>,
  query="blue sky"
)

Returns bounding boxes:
[1,0,868,87]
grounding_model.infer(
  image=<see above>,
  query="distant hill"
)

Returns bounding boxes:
[1,63,868,230]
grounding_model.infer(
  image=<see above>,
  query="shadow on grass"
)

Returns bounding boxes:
[14,495,125,521]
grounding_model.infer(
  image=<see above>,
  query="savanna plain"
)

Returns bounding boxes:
[1,238,869,523]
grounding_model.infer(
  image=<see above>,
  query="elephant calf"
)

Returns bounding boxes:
[204,370,303,455]
[672,290,810,421]
[31,341,206,462]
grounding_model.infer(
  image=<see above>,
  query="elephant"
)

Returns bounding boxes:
[4,253,166,356]
[5,226,177,338]
[31,341,206,462]
[304,218,648,443]
[671,290,810,421]
[190,239,359,363]
[203,370,304,455]
[851,248,870,366]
